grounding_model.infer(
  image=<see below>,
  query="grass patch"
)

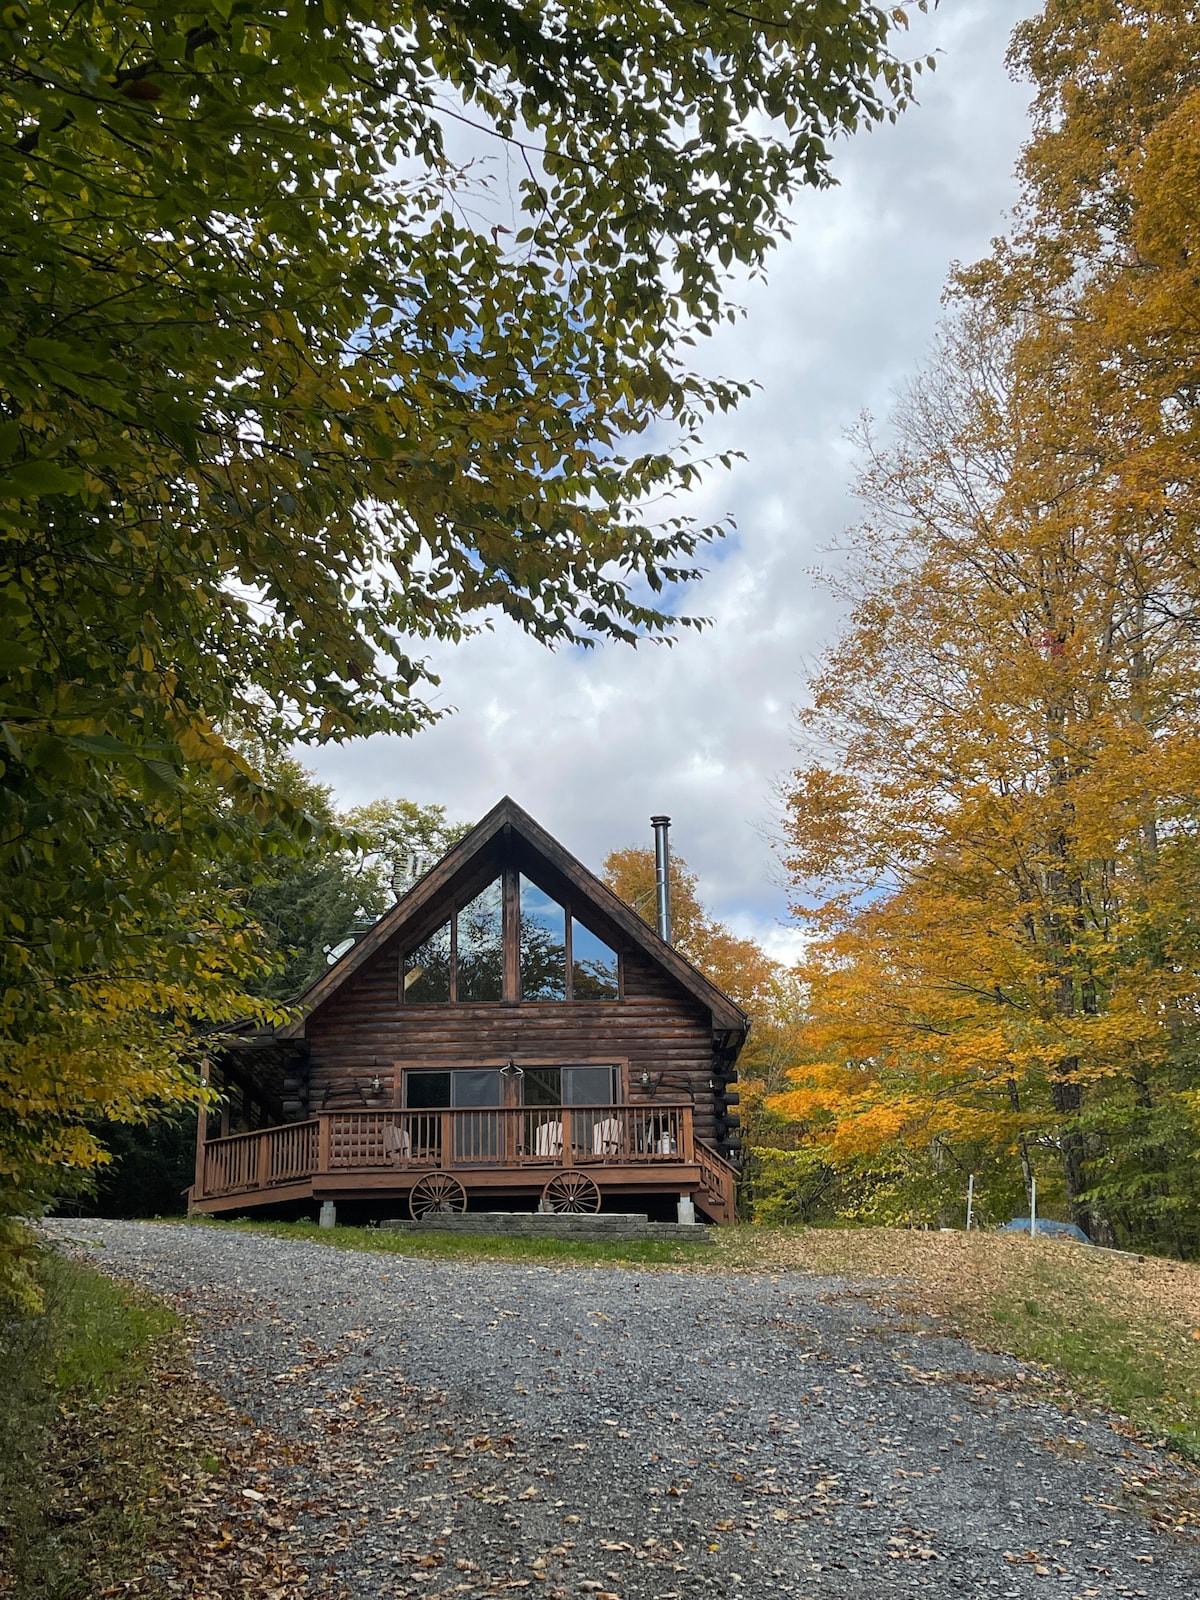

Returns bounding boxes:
[182,1213,714,1267]
[0,1240,178,1597]
[982,1256,1200,1455]
[715,1225,1200,1461]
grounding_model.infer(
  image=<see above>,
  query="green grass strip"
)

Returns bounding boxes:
[183,1213,714,1266]
[0,1242,177,1598]
[983,1258,1200,1460]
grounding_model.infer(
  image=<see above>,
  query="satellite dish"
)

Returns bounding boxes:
[325,937,355,966]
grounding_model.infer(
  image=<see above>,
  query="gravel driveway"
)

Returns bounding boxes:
[49,1219,1199,1599]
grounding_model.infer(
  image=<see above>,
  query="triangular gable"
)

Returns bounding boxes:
[278,796,748,1039]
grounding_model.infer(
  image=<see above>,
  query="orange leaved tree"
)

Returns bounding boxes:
[775,1,1200,1255]
[602,846,805,1157]
[775,300,1200,1252]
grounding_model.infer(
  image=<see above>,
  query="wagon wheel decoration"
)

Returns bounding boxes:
[541,1169,602,1214]
[409,1171,467,1220]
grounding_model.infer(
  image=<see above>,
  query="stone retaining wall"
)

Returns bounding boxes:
[379,1211,713,1244]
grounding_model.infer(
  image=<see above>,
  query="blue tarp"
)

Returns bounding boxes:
[997,1218,1093,1244]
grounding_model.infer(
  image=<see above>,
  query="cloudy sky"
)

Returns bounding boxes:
[309,1,1038,959]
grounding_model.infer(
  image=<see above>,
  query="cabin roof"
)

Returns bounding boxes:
[278,795,749,1040]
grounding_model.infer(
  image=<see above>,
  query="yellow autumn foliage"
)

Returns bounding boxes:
[776,200,1200,1251]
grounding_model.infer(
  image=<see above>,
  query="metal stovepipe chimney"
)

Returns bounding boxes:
[651,814,672,944]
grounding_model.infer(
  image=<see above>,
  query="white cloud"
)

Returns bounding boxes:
[305,1,1037,938]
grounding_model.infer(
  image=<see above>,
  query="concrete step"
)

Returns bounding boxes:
[379,1211,714,1244]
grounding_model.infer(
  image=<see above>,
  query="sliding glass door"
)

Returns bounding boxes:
[402,1064,617,1166]
[404,1068,503,1162]
[520,1065,616,1162]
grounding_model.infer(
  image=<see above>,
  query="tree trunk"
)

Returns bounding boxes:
[1050,1062,1096,1236]
[1007,1076,1035,1208]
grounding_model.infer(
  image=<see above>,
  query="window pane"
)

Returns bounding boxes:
[404,920,451,1002]
[523,1066,562,1107]
[571,920,619,999]
[406,1071,451,1108]
[520,878,567,1000]
[456,879,503,1002]
[563,1065,615,1105]
[451,1069,503,1107]
[451,1070,502,1160]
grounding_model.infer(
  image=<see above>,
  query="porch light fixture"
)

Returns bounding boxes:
[370,1075,383,1095]
[638,1069,663,1096]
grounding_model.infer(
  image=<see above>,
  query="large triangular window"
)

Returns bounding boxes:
[403,869,619,1003]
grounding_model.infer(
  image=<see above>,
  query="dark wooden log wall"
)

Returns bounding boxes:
[209,1040,306,1136]
[301,938,723,1143]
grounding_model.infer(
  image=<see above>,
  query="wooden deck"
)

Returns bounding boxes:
[191,1103,739,1224]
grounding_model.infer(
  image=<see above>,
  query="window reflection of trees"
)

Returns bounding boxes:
[456,879,503,1002]
[404,919,451,1001]
[520,878,567,1000]
[572,918,619,999]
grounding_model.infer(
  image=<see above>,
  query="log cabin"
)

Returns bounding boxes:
[190,797,745,1224]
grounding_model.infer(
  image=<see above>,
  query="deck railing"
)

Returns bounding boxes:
[200,1119,320,1198]
[695,1139,739,1226]
[197,1103,696,1201]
